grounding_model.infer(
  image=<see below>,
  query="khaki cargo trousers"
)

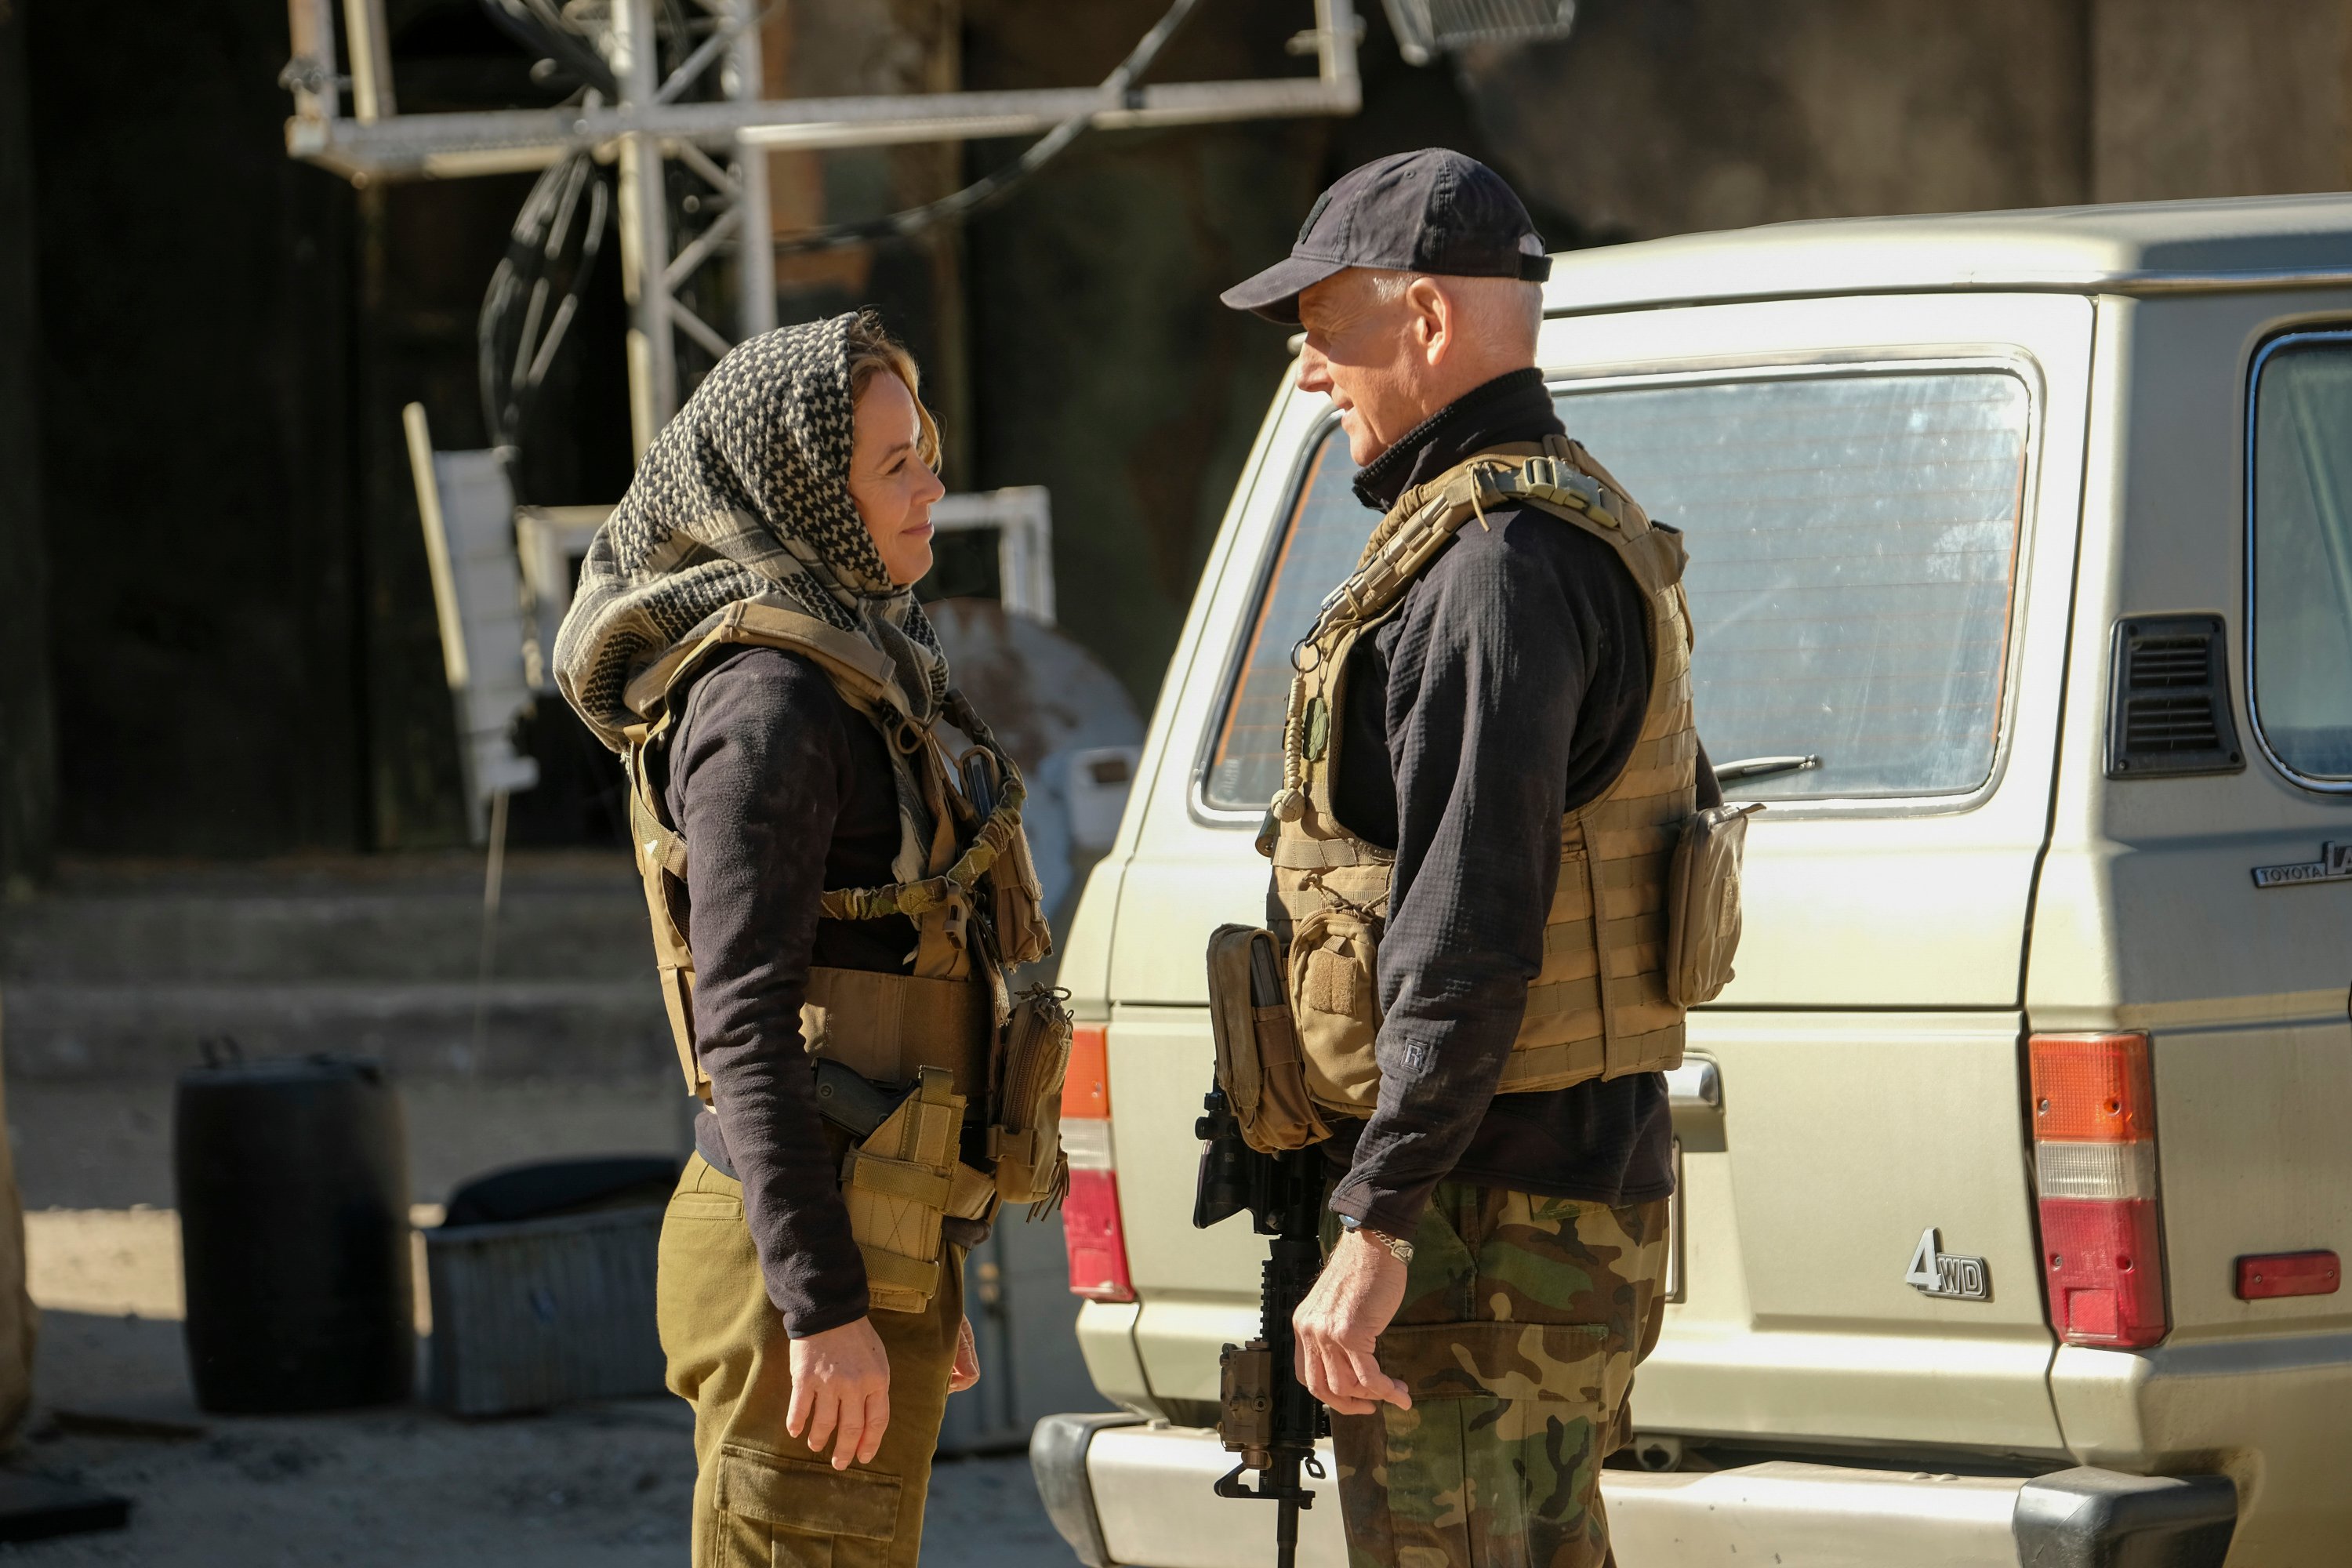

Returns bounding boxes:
[659,1153,964,1568]
[1330,1184,1671,1568]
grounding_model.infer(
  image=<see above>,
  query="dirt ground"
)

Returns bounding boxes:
[0,1080,1081,1566]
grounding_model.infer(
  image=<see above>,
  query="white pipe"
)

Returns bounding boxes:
[611,0,675,456]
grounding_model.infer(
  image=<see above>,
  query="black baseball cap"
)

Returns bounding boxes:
[1220,148,1551,325]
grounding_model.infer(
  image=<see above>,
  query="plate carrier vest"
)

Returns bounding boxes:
[617,600,1060,1312]
[1265,437,1697,1114]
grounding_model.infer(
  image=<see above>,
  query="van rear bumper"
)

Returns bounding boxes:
[1029,1416,2236,1568]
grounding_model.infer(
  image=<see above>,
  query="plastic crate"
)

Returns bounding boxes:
[424,1206,666,1417]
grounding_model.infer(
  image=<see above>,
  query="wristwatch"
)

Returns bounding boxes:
[1340,1214,1414,1264]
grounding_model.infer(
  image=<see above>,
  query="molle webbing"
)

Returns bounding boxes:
[1269,436,1694,1109]
[801,965,992,1100]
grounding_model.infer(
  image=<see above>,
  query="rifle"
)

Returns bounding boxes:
[1192,940,1328,1568]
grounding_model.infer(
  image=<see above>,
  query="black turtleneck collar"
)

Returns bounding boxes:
[1351,366,1563,512]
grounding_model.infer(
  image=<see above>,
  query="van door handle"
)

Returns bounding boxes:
[1665,1058,1725,1152]
[1664,1058,1719,1111]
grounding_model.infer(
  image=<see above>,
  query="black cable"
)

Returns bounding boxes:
[480,0,619,98]
[771,0,1203,256]
[477,145,610,463]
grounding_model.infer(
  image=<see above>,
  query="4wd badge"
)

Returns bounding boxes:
[2252,841,2352,888]
[1905,1228,1992,1301]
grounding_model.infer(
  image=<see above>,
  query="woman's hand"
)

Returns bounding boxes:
[949,1316,981,1393]
[787,1316,891,1470]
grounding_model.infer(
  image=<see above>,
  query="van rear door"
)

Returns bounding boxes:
[1110,292,2094,1455]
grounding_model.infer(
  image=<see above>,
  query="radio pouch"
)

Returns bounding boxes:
[990,985,1073,1208]
[1664,801,1762,1007]
[1206,924,1330,1153]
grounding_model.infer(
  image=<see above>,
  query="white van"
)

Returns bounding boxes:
[1029,194,2352,1567]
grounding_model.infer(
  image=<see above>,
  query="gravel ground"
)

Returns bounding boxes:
[0,1312,1075,1567]
[0,1082,1082,1566]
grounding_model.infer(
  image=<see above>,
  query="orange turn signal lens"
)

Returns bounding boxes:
[2029,1033,2154,1144]
[1061,1022,1109,1120]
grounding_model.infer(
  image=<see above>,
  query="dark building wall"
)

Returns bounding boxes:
[0,0,56,892]
[2092,0,2352,201]
[24,0,364,858]
[1460,0,2094,240]
[19,0,638,859]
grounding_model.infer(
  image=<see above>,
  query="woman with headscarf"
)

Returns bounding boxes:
[554,311,1060,1567]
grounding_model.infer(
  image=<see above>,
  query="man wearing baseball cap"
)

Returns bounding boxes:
[1224,148,1719,1566]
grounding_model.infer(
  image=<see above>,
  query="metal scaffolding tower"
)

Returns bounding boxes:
[281,0,1363,454]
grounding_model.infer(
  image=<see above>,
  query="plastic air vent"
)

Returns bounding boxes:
[2106,615,2244,779]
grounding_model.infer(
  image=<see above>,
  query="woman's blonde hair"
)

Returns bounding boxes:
[844,310,942,470]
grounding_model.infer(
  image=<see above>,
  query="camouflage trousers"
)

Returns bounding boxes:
[1329,1184,1670,1568]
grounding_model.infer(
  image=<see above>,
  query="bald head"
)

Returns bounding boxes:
[1294,267,1544,467]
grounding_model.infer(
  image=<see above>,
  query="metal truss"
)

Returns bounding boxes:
[283,0,1362,454]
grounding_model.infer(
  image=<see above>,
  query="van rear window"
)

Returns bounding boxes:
[2249,334,2352,783]
[1203,369,2031,813]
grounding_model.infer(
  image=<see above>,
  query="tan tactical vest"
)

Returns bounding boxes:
[619,599,1051,1106]
[1265,437,1697,1115]
[617,599,1061,1312]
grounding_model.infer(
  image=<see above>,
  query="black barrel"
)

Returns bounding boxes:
[173,1054,412,1413]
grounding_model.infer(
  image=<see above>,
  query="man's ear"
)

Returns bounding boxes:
[1406,275,1451,365]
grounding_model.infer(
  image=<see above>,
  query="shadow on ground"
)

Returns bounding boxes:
[3,1313,1076,1566]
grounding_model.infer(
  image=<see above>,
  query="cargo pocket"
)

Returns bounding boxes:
[711,1443,900,1568]
[1287,906,1382,1115]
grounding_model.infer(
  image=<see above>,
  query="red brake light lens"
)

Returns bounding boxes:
[2039,1196,2166,1348]
[1062,1167,1134,1302]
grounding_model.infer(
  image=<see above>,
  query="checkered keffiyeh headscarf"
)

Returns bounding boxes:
[554,313,949,750]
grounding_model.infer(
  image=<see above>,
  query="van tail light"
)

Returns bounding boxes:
[2031,1033,2166,1348]
[1060,1024,1134,1303]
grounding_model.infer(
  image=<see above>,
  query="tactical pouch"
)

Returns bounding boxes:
[989,986,1073,1206]
[840,1065,970,1314]
[1664,802,1762,1007]
[1206,925,1329,1152]
[988,828,1055,970]
[1287,905,1385,1115]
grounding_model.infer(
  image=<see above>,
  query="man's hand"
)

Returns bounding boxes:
[948,1316,981,1393]
[787,1316,891,1470]
[1292,1228,1412,1416]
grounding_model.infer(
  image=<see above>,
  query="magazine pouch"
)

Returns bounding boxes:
[1206,924,1330,1152]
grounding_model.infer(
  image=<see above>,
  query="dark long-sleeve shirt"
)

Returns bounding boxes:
[660,645,917,1337]
[1321,368,1716,1236]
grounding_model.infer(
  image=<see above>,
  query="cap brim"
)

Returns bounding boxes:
[1218,253,1349,325]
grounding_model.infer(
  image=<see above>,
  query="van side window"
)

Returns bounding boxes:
[1203,369,2032,815]
[1562,370,2031,800]
[2249,334,2352,784]
[1203,430,1374,811]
